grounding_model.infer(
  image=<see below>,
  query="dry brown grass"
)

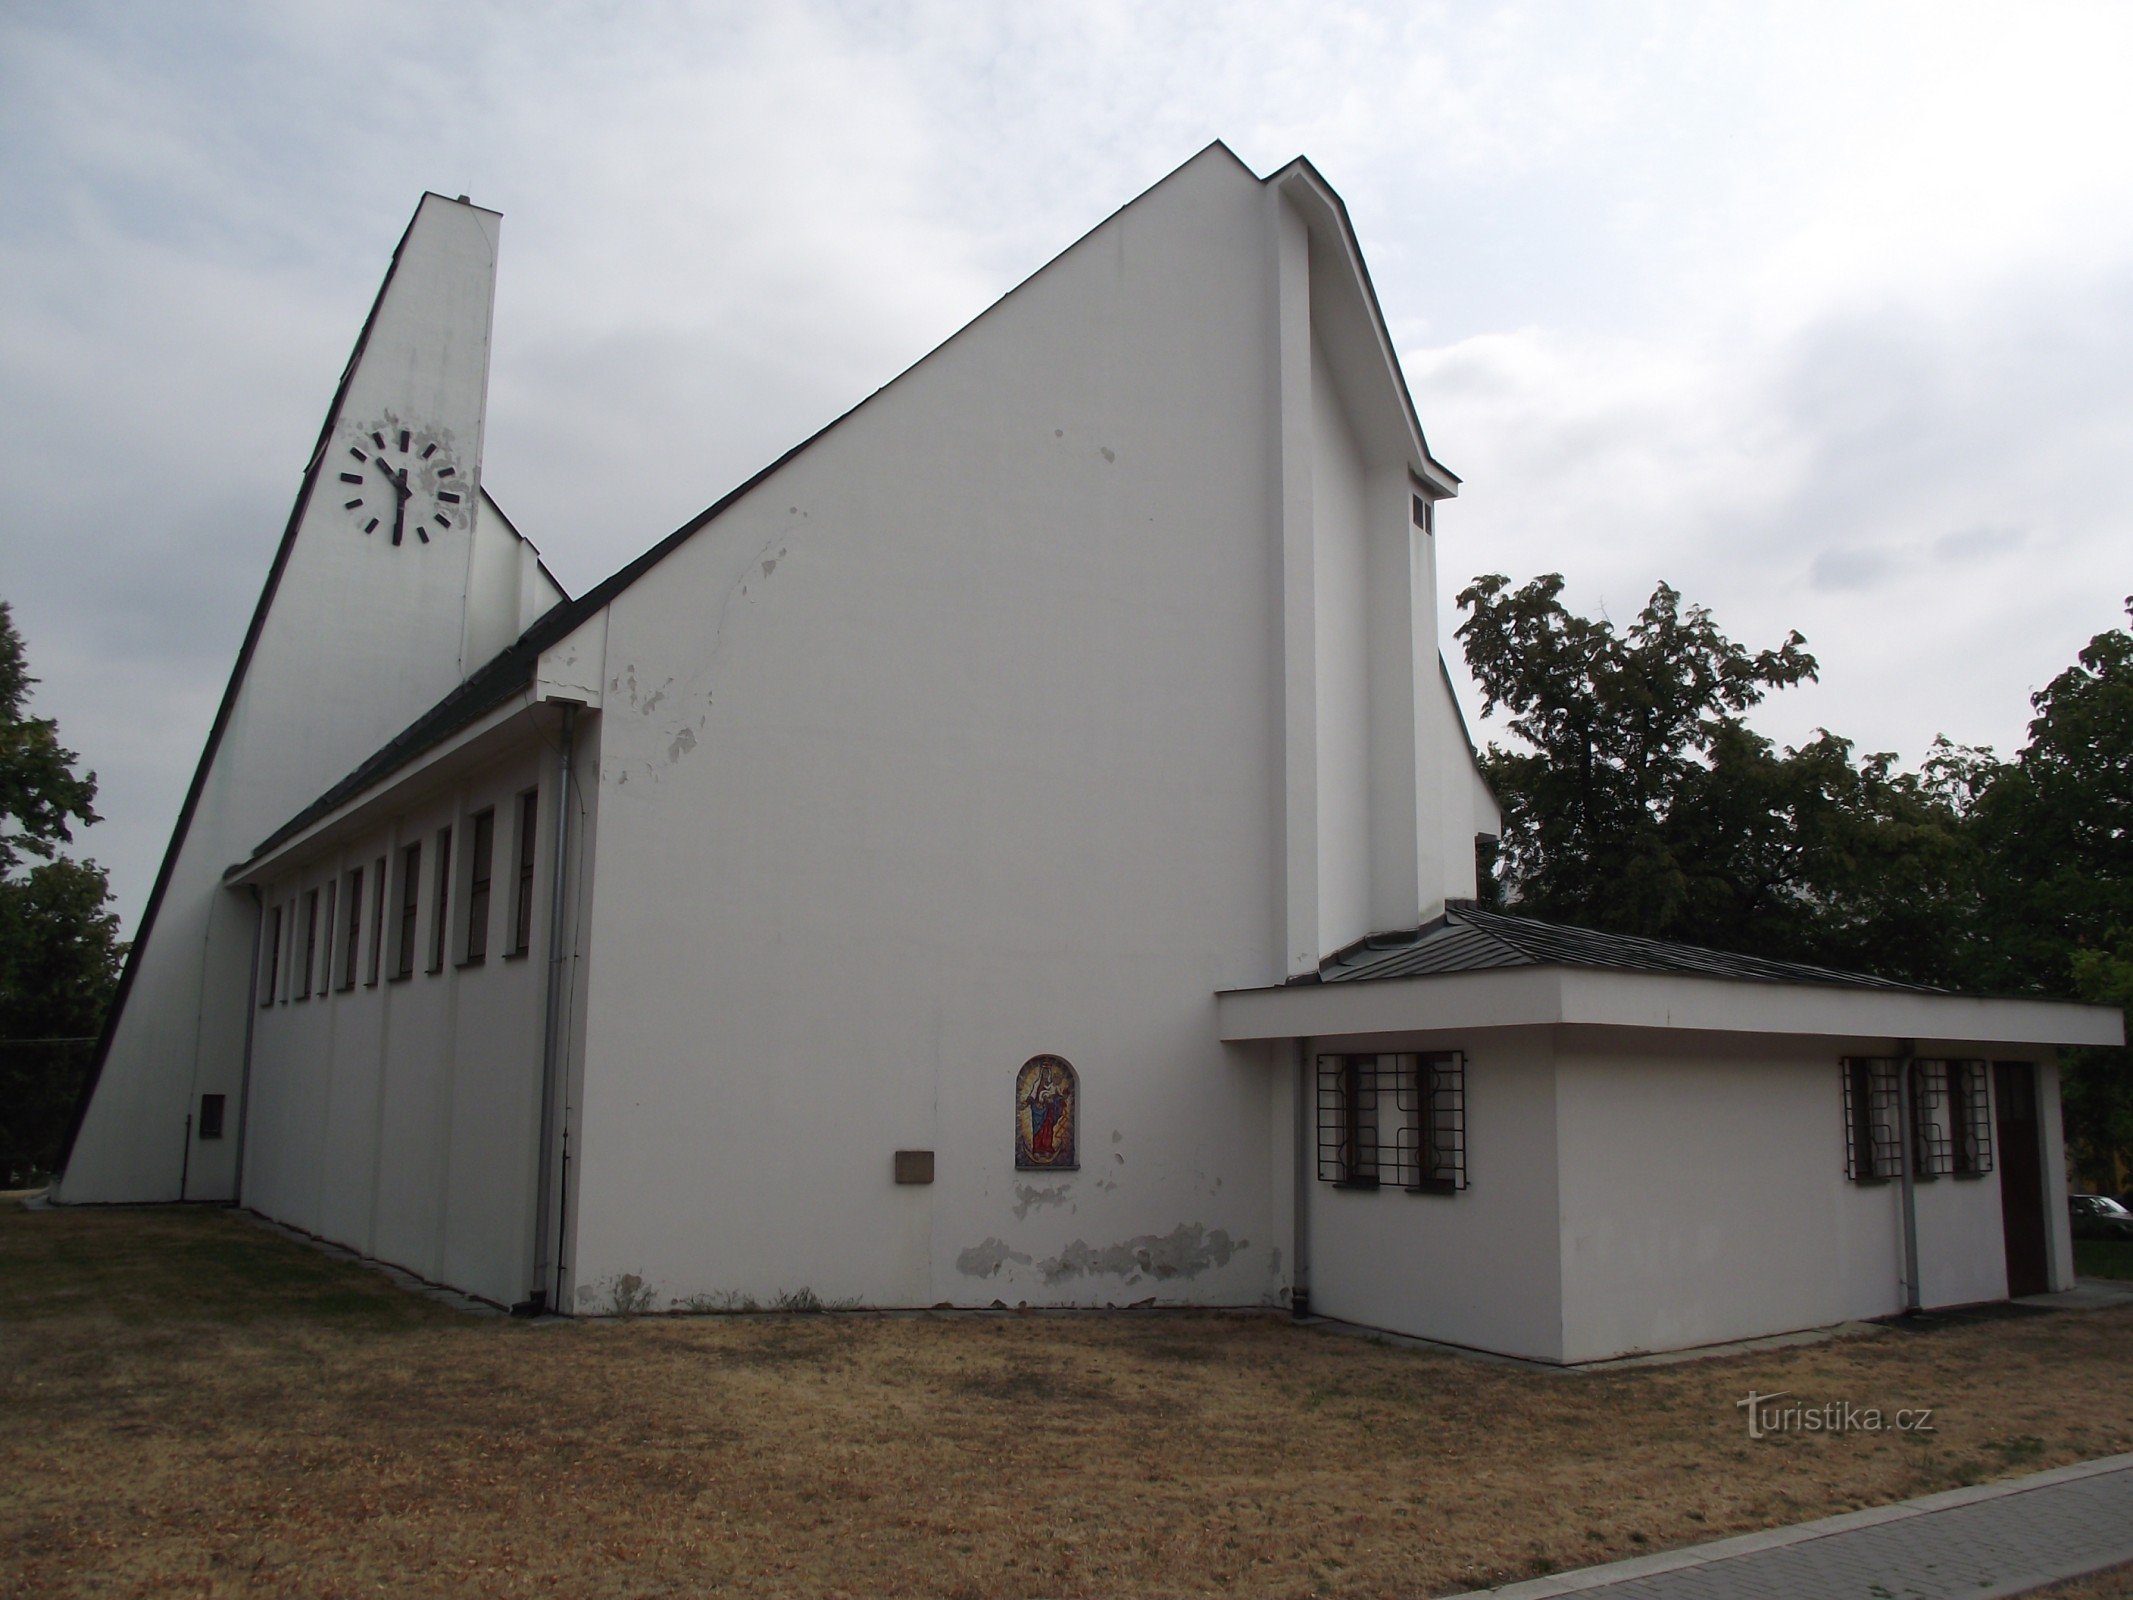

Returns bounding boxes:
[3,1204,2130,1599]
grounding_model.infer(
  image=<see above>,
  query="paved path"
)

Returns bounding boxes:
[1445,1452,2133,1599]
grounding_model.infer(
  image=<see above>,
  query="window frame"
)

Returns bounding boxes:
[510,788,538,958]
[1315,1051,1467,1194]
[259,903,282,1008]
[461,807,494,966]
[427,825,453,974]
[297,888,319,1002]
[366,855,386,986]
[392,842,421,981]
[1842,1057,1903,1182]
[198,1093,226,1140]
[340,866,364,991]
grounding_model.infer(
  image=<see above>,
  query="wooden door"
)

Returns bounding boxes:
[1995,1061,2050,1298]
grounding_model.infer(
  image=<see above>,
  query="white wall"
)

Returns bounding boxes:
[59,196,564,1205]
[560,147,1298,1314]
[237,731,567,1309]
[1301,1031,1566,1362]
[1552,1033,2034,1364]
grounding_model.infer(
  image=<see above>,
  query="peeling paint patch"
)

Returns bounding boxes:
[667,727,698,763]
[1100,446,1116,463]
[956,1238,1032,1278]
[1110,1130,1121,1144]
[1013,1183,1070,1220]
[761,558,778,578]
[1039,1224,1244,1285]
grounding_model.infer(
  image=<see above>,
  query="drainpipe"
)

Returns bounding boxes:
[1291,1037,1312,1319]
[528,700,579,1313]
[1895,1039,1921,1314]
[232,885,265,1208]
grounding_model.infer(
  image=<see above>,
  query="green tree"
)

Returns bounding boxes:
[1971,602,2133,1185]
[0,602,121,1184]
[1454,573,1981,984]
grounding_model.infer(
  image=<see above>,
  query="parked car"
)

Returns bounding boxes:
[2069,1194,2133,1241]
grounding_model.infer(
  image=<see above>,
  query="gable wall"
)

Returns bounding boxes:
[559,148,1293,1312]
[57,198,548,1205]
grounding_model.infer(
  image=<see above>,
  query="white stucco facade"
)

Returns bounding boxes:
[57,148,2120,1353]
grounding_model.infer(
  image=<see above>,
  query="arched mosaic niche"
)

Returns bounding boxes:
[1015,1054,1079,1170]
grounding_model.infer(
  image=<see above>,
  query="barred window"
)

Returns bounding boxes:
[1949,1060,1994,1176]
[1316,1052,1467,1193]
[1842,1058,1902,1182]
[1910,1060,1952,1178]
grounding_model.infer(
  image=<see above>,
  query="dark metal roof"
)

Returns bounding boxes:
[1316,906,1940,993]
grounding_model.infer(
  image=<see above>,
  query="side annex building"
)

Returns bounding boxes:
[56,144,2121,1364]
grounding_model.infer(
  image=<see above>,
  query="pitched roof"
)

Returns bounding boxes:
[1313,905,1940,993]
[237,142,1449,870]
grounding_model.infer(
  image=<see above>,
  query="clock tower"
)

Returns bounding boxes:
[57,193,556,1204]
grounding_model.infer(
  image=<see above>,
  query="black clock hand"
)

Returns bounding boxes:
[373,458,411,499]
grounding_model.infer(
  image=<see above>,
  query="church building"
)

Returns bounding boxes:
[56,145,2119,1363]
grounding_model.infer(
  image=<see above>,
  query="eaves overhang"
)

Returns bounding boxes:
[1266,156,1459,497]
[225,688,548,886]
[1215,965,2125,1052]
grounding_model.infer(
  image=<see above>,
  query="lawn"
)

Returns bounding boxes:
[2076,1238,2133,1280]
[4,1203,2131,1600]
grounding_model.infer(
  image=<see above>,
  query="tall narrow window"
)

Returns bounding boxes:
[318,880,337,998]
[394,843,421,980]
[341,867,364,990]
[428,826,452,973]
[1951,1061,1994,1176]
[511,789,538,957]
[463,808,494,964]
[260,904,282,1008]
[367,856,386,985]
[1843,1058,1902,1181]
[298,889,319,1001]
[197,1094,226,1140]
[1909,1060,1950,1179]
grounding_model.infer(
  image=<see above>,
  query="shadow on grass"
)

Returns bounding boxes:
[2075,1239,2133,1281]
[0,1202,459,1331]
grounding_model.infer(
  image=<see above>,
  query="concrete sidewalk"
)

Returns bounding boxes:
[1445,1452,2133,1599]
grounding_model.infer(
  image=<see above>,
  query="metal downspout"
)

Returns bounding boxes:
[528,702,578,1312]
[1896,1040,1921,1313]
[232,885,265,1208]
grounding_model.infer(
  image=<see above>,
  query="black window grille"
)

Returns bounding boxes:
[1910,1060,1952,1179]
[1316,1052,1467,1193]
[1951,1060,1994,1176]
[1842,1058,1902,1181]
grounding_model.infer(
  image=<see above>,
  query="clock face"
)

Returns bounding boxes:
[333,419,467,547]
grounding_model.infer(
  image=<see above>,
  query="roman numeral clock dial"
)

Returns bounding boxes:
[335,422,466,547]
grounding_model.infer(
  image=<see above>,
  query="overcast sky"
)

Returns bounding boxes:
[4,0,2129,933]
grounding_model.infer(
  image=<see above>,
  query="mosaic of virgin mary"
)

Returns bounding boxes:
[1015,1055,1078,1170]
